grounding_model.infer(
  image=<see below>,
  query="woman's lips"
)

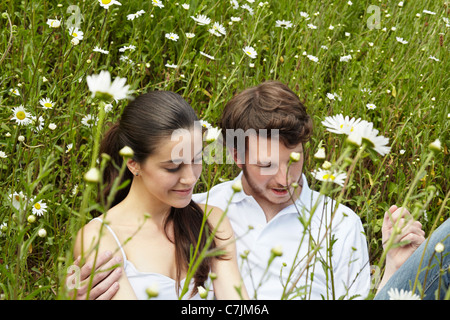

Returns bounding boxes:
[172,188,193,196]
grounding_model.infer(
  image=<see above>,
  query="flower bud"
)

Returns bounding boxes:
[435,242,444,253]
[322,160,332,170]
[146,283,159,299]
[290,152,301,162]
[27,215,36,223]
[84,167,100,183]
[271,245,283,257]
[429,139,441,153]
[232,180,242,193]
[314,147,326,159]
[38,228,47,238]
[119,146,134,158]
[197,286,208,299]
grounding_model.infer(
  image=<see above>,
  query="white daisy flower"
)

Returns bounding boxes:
[11,106,32,126]
[0,222,7,237]
[81,114,98,128]
[299,12,310,20]
[69,27,84,40]
[204,127,222,143]
[152,0,164,8]
[366,103,377,110]
[230,0,239,10]
[200,51,215,60]
[31,115,45,132]
[326,93,336,100]
[32,199,47,216]
[340,54,352,62]
[86,70,132,101]
[118,45,136,52]
[39,97,54,109]
[208,22,226,36]
[104,103,113,113]
[388,288,420,300]
[127,13,137,20]
[422,9,436,15]
[98,0,122,9]
[186,32,195,38]
[307,55,319,62]
[165,33,179,41]
[307,23,317,29]
[322,114,364,135]
[181,3,190,10]
[66,143,73,153]
[231,17,241,22]
[199,120,212,129]
[119,55,135,65]
[243,46,257,59]
[10,88,20,96]
[46,18,61,28]
[428,56,439,62]
[0,151,6,158]
[165,63,178,68]
[311,168,347,187]
[275,20,293,29]
[127,9,145,20]
[347,121,391,156]
[93,46,109,54]
[9,191,28,210]
[191,14,211,25]
[241,4,254,15]
[396,37,408,44]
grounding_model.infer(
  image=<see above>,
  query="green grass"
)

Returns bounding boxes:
[0,0,448,299]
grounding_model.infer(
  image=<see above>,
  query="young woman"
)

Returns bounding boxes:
[74,91,248,300]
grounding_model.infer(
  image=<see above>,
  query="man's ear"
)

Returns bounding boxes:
[126,158,140,176]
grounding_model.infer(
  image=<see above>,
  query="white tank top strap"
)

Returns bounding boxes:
[92,217,128,263]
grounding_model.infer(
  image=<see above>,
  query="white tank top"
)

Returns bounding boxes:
[92,218,208,300]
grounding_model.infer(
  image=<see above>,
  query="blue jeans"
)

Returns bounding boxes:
[375,218,450,300]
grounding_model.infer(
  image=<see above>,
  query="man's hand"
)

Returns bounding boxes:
[66,251,122,300]
[382,205,426,271]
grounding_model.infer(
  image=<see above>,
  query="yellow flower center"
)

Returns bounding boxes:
[72,32,78,37]
[15,195,20,201]
[102,0,112,4]
[323,174,335,180]
[34,203,41,210]
[44,102,52,108]
[16,111,26,120]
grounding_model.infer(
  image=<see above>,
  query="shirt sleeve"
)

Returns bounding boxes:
[332,209,371,300]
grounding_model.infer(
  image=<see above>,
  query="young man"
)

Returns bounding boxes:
[68,81,428,300]
[192,80,371,299]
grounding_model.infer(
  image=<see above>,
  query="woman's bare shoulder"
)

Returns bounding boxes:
[74,215,119,258]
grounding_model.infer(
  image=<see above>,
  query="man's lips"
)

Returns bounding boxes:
[270,187,289,196]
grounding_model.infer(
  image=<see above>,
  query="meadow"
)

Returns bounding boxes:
[0,0,448,300]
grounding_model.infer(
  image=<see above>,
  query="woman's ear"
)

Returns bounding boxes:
[126,159,140,176]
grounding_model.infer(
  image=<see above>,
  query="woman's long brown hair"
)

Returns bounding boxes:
[99,91,219,297]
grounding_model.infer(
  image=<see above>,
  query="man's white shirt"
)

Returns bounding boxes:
[193,173,371,300]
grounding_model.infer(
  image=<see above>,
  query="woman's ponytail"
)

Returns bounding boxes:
[99,123,134,208]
